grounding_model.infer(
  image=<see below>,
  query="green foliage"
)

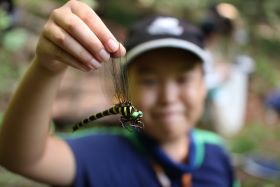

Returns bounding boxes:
[80,0,97,7]
[151,0,210,15]
[0,9,12,31]
[2,29,28,52]
[18,0,43,9]
[0,50,21,95]
[276,128,280,142]
[230,122,280,187]
[254,55,279,88]
[230,136,256,153]
[229,122,280,155]
[229,123,266,154]
[258,38,280,58]
[0,112,3,125]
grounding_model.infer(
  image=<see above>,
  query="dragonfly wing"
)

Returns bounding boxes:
[109,56,129,104]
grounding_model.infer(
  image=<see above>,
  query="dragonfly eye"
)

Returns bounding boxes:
[138,111,143,118]
[132,111,143,119]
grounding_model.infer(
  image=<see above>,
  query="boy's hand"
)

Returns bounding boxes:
[35,0,126,72]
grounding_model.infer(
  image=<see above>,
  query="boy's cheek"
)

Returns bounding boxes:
[183,87,199,103]
[133,90,156,109]
[185,83,206,102]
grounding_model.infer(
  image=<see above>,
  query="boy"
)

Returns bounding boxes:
[0,1,236,186]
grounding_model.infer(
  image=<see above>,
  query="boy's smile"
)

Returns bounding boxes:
[128,48,206,142]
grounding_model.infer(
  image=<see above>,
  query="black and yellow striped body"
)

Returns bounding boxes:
[72,104,135,131]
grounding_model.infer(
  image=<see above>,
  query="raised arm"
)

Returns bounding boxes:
[0,0,125,186]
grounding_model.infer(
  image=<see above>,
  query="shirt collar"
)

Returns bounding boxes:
[137,129,197,179]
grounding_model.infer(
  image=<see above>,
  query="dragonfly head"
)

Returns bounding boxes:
[132,111,143,119]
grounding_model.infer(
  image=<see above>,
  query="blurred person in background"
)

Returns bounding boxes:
[200,3,255,137]
[0,1,237,186]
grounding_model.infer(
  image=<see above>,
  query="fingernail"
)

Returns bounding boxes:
[120,43,126,56]
[99,49,110,62]
[90,58,102,68]
[108,39,119,52]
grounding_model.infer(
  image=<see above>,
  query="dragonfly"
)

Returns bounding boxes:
[72,46,144,132]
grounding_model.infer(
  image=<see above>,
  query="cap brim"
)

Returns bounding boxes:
[126,38,208,64]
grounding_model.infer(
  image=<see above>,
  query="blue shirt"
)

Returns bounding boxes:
[64,128,236,187]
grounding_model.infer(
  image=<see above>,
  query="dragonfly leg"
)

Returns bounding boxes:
[130,120,144,131]
[120,117,129,128]
[120,117,136,131]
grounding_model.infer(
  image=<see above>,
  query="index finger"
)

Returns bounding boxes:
[67,0,126,57]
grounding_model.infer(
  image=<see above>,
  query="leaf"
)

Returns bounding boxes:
[3,29,28,51]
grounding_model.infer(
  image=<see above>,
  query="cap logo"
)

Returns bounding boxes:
[147,17,183,36]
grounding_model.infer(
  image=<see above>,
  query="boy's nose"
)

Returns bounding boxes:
[158,82,178,105]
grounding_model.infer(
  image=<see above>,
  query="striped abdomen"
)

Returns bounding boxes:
[72,105,133,131]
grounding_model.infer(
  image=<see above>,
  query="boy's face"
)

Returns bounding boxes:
[128,48,206,142]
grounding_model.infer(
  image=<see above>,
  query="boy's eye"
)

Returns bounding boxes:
[139,77,158,86]
[177,74,193,84]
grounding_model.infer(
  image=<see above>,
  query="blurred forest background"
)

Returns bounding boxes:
[0,0,280,186]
